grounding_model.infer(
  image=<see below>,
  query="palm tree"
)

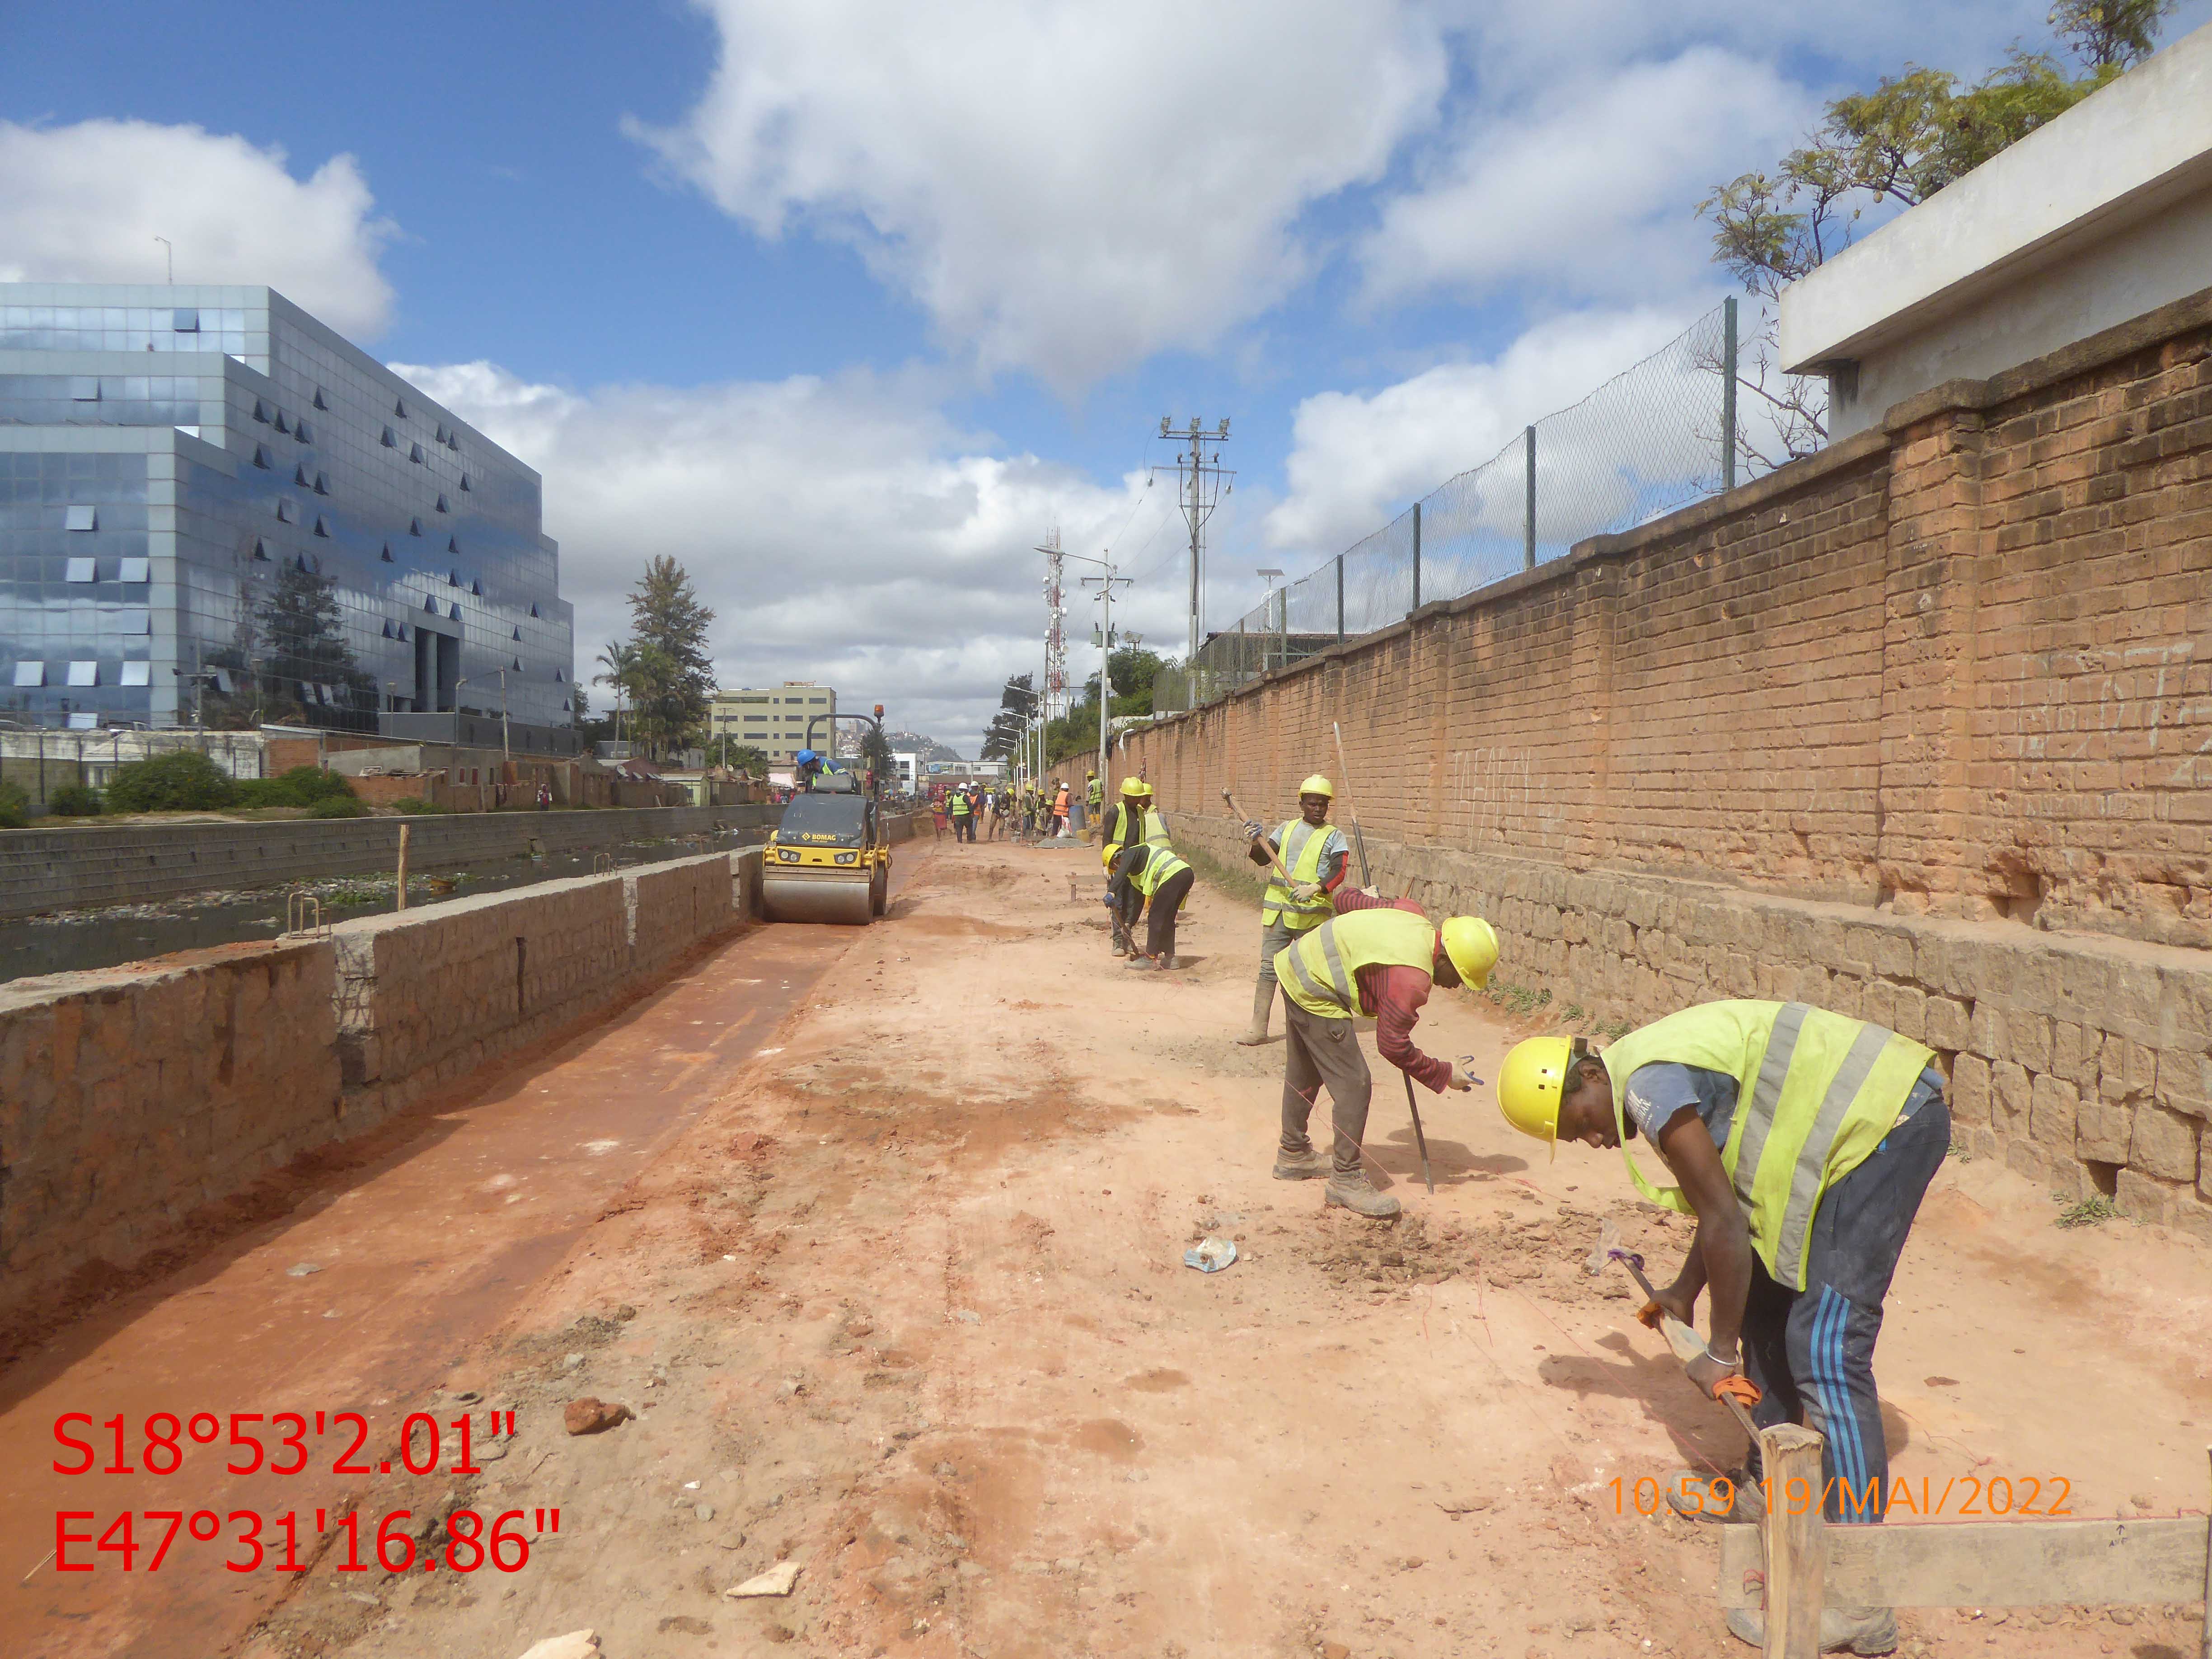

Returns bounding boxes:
[594,639,638,750]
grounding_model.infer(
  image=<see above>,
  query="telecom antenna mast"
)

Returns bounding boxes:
[1151,417,1234,668]
[1037,527,1069,720]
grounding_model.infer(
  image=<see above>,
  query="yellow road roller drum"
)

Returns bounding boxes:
[762,786,890,925]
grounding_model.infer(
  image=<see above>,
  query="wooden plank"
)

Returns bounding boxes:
[1760,1426,1826,1658]
[1720,1518,2210,1609]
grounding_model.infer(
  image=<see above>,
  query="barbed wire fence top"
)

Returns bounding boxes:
[1162,301,1758,710]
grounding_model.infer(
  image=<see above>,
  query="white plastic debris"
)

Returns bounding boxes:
[1183,1237,1238,1274]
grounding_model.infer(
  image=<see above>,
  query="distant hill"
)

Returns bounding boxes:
[885,730,963,763]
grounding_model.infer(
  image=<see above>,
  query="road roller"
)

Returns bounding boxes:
[760,712,892,925]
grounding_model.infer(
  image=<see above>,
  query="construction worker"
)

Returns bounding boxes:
[1083,769,1102,839]
[1107,838,1194,970]
[947,783,974,842]
[1099,778,1169,953]
[1275,890,1498,1219]
[1051,779,1071,838]
[1495,1002,1950,1656]
[1237,774,1348,1046]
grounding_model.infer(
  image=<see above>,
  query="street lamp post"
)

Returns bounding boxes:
[1067,548,1129,812]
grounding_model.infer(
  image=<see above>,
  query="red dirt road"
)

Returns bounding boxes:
[10,841,2212,1659]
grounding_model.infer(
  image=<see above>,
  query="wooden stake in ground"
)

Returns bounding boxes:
[1329,722,1373,888]
[395,822,410,912]
[1759,1424,1826,1659]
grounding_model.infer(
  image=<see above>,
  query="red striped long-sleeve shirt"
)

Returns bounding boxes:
[1329,888,1453,1094]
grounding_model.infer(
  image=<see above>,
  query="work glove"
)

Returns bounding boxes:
[1445,1061,1475,1092]
[1243,820,1265,839]
[1289,881,1323,903]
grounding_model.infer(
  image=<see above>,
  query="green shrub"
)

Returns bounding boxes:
[392,796,456,814]
[46,783,103,816]
[236,765,357,809]
[307,794,369,819]
[0,780,28,830]
[103,750,238,812]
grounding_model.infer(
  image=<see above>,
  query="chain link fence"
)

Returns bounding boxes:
[1157,300,1748,712]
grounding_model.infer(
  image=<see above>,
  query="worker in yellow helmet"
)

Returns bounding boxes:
[1099,778,1169,955]
[1273,888,1498,1219]
[1236,773,1348,1046]
[1496,1004,1950,1655]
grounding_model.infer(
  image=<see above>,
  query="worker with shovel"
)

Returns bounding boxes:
[1274,890,1498,1218]
[1107,838,1194,970]
[1495,1001,1950,1655]
[1235,773,1350,1046]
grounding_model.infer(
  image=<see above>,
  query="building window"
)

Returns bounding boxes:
[410,443,425,463]
[447,535,461,554]
[120,661,152,687]
[173,308,199,332]
[512,626,522,640]
[67,661,98,687]
[253,539,272,562]
[394,397,408,418]
[381,543,395,562]
[529,602,540,618]
[382,426,398,447]
[66,505,96,531]
[313,515,331,538]
[295,419,314,445]
[273,409,290,434]
[435,493,449,513]
[470,579,483,596]
[121,608,150,634]
[314,472,329,495]
[118,558,150,582]
[313,387,328,410]
[70,376,99,402]
[254,400,271,423]
[410,517,423,535]
[67,712,98,731]
[253,445,272,469]
[435,423,449,444]
[65,557,95,582]
[294,463,309,486]
[424,595,439,613]
[276,499,295,523]
[459,473,472,492]
[448,602,461,620]
[12,661,44,687]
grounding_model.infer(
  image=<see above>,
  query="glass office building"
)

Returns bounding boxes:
[0,284,574,735]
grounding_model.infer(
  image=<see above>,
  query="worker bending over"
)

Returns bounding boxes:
[1497,1000,1949,1656]
[1108,839,1193,970]
[1237,774,1349,1046]
[1275,890,1497,1218]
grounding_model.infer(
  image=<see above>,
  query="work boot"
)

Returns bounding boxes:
[1324,1171,1401,1219]
[1273,1143,1327,1180]
[1236,982,1275,1045]
[1664,1467,1766,1523]
[1724,1605,1897,1654]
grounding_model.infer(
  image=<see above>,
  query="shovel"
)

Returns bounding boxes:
[1593,1224,1760,1438]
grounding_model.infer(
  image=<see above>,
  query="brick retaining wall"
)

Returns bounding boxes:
[2,847,768,1331]
[1125,291,2212,1237]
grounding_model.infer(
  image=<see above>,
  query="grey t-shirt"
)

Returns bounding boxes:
[1622,1061,1948,1150]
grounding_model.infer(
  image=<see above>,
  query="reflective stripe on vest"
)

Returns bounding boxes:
[1262,818,1336,929]
[1132,847,1190,899]
[1143,808,1171,848]
[1275,907,1434,1020]
[1598,999,1934,1290]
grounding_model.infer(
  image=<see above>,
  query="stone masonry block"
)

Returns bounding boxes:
[2010,1012,2053,1075]
[2115,1168,2183,1226]
[2075,1098,2134,1164]
[1969,1001,2007,1061]
[1886,984,1927,1042]
[1950,1053,1991,1128]
[1925,995,1970,1052]
[2158,1049,2212,1121]
[2130,1103,2203,1183]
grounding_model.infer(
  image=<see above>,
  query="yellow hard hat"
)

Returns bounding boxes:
[1298,773,1334,800]
[1440,916,1498,991]
[1120,777,1150,797]
[1496,1035,1576,1149]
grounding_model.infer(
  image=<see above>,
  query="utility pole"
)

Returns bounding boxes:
[1151,416,1234,671]
[1070,551,1129,800]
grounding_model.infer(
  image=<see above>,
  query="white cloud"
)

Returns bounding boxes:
[0,120,396,336]
[1262,306,1701,562]
[1360,47,1814,308]
[630,0,1449,389]
[393,360,1166,751]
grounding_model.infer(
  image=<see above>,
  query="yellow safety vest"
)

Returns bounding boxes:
[1132,847,1190,900]
[1087,778,1103,806]
[1599,1000,1935,1291]
[1276,908,1434,1020]
[1262,818,1338,930]
[1142,807,1170,848]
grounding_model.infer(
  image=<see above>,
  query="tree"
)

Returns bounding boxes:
[859,722,893,782]
[105,750,238,813]
[1699,2,2173,469]
[981,673,1035,761]
[622,558,717,760]
[253,561,375,729]
[725,745,770,777]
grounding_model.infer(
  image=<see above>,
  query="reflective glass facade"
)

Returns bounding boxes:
[0,284,573,733]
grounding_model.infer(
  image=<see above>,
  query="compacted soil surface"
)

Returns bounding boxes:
[12,841,2211,1659]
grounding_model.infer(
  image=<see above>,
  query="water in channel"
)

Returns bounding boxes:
[1,831,764,985]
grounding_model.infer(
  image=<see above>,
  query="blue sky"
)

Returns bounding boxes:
[6,0,2204,749]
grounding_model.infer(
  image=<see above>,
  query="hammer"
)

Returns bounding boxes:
[1609,1247,1762,1437]
[1222,788,1298,890]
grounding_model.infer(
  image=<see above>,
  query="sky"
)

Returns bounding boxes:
[5,0,2205,753]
